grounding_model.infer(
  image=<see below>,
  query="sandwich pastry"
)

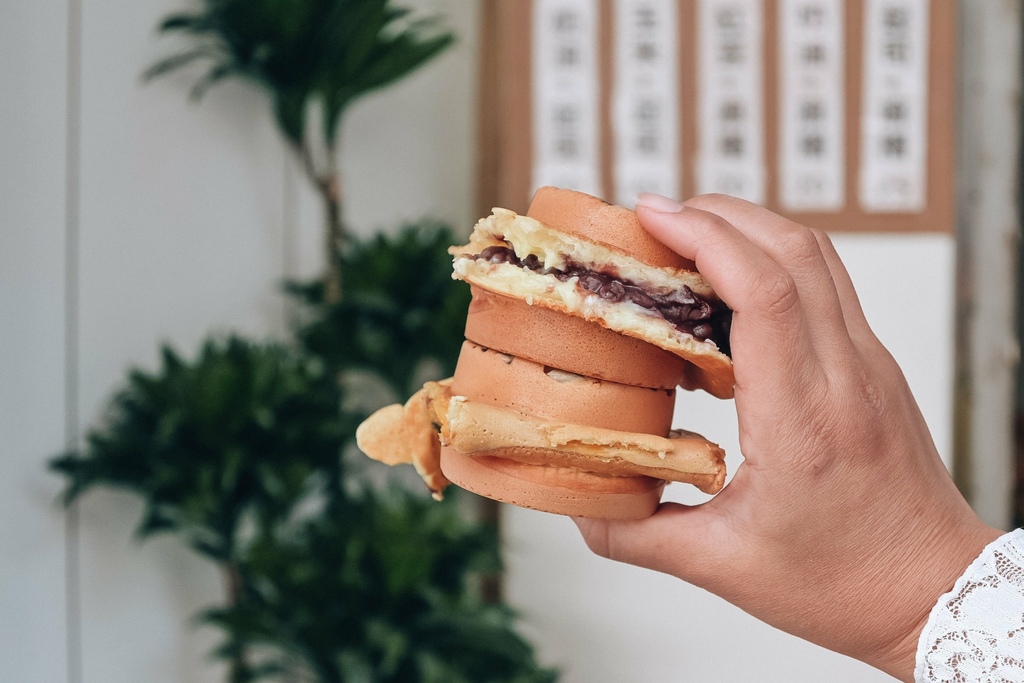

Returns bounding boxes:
[357,187,733,519]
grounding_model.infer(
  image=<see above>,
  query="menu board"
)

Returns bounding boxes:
[695,0,766,204]
[778,0,846,211]
[476,0,955,233]
[858,0,931,212]
[532,0,603,196]
[611,0,682,206]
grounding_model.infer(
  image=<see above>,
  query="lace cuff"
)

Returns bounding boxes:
[915,528,1024,682]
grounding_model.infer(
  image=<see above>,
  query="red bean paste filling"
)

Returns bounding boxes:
[473,245,732,356]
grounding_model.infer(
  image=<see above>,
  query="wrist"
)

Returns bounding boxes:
[865,519,1003,682]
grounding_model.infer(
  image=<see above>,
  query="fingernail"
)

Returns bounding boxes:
[636,192,685,213]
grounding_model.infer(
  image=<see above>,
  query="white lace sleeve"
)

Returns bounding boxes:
[916,528,1024,682]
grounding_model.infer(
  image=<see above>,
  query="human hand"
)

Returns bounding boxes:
[573,193,1001,681]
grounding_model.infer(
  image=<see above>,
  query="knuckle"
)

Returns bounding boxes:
[772,224,823,267]
[809,226,831,250]
[818,364,891,459]
[751,268,800,319]
[681,208,738,251]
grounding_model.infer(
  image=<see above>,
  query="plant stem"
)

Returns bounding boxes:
[223,562,250,683]
[320,173,344,304]
[294,140,345,304]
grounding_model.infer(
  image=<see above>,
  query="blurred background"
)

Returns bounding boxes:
[2,0,1020,681]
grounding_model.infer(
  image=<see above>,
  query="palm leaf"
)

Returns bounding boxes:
[145,0,454,153]
[142,48,221,82]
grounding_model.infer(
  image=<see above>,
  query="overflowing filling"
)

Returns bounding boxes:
[355,378,728,498]
[472,245,732,355]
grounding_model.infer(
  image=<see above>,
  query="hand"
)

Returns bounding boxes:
[574,193,1001,682]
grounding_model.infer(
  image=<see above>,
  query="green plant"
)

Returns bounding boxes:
[288,220,471,398]
[52,229,556,683]
[52,337,350,563]
[205,487,557,683]
[144,0,454,301]
[51,337,351,679]
[57,3,555,680]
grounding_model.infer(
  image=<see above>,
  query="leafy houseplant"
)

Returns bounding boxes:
[288,220,472,399]
[52,337,353,679]
[52,337,351,564]
[144,0,455,301]
[53,232,556,682]
[53,1,557,680]
[208,487,556,683]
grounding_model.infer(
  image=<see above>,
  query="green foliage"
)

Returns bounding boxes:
[204,488,558,683]
[61,3,549,678]
[144,0,454,148]
[288,221,472,397]
[51,224,556,682]
[51,337,351,561]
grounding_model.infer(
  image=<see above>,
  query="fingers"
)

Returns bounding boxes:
[682,195,856,362]
[811,230,880,350]
[635,200,822,393]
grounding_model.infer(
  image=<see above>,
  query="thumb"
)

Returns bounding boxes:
[573,502,724,581]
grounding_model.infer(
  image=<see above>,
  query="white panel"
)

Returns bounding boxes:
[0,1,71,681]
[859,0,930,212]
[504,509,891,682]
[531,0,603,197]
[75,0,288,680]
[696,0,766,203]
[778,0,845,211]
[505,234,952,681]
[612,0,681,207]
[833,234,955,467]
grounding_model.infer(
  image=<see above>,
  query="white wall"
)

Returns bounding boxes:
[1,1,72,681]
[1,0,479,681]
[0,1,994,683]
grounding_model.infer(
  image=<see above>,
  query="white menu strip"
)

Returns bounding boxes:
[696,0,766,204]
[859,0,929,212]
[532,0,603,198]
[778,0,846,211]
[611,0,681,207]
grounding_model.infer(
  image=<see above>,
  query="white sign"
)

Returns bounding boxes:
[859,0,929,212]
[696,0,766,203]
[612,0,681,207]
[532,0,603,197]
[778,0,845,211]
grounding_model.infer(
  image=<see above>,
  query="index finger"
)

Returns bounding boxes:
[635,200,821,395]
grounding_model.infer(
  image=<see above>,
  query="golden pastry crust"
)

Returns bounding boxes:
[465,287,687,389]
[450,341,676,436]
[438,447,665,520]
[527,185,696,270]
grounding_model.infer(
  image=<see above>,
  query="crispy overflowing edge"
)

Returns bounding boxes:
[355,379,727,499]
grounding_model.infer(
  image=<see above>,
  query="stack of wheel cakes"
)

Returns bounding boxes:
[357,187,733,519]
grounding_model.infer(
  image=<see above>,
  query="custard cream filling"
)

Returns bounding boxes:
[452,256,713,356]
[456,208,716,298]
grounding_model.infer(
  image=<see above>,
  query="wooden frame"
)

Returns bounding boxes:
[477,0,956,233]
